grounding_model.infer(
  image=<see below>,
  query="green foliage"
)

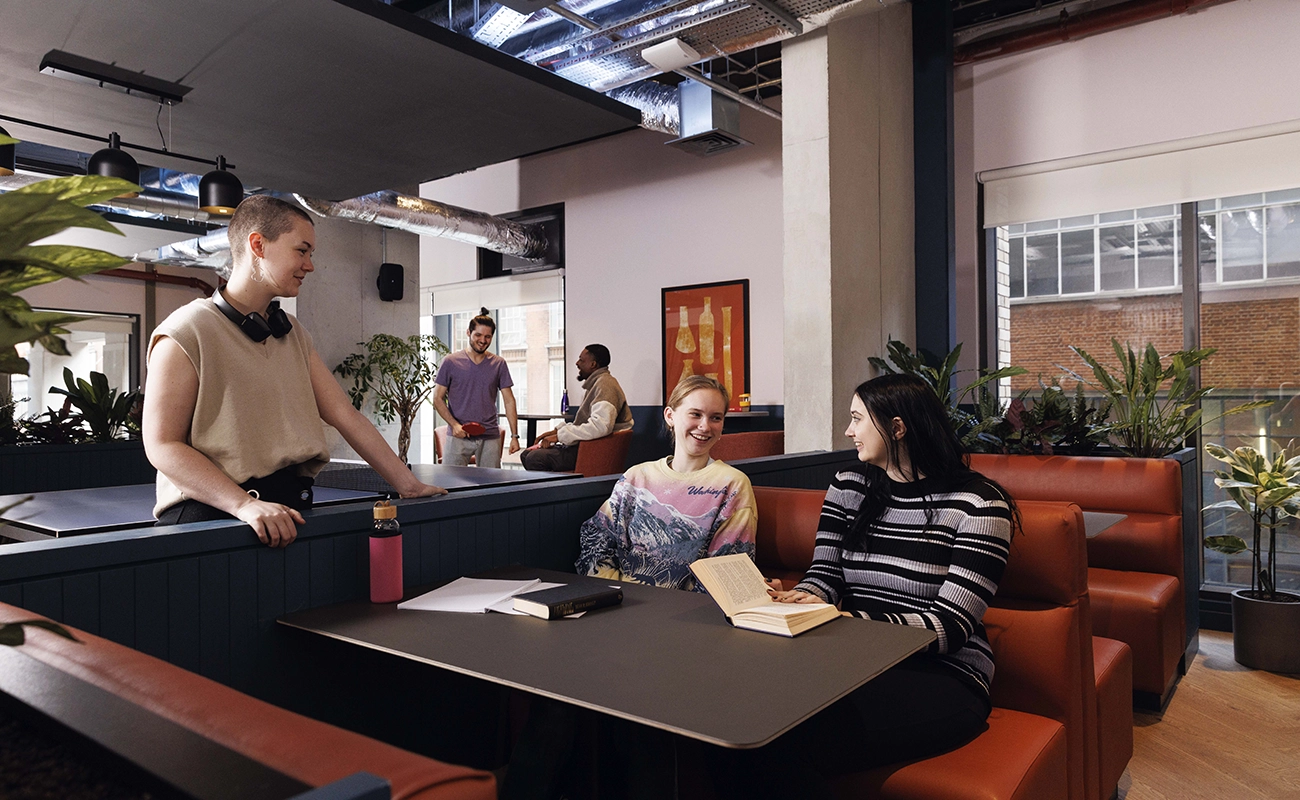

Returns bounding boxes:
[869,339,1027,447]
[334,333,450,463]
[0,173,139,375]
[971,379,1112,455]
[1203,442,1300,600]
[1066,340,1272,458]
[16,398,91,445]
[50,368,141,442]
[0,618,78,647]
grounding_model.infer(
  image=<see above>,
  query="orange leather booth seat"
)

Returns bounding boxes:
[970,454,1185,701]
[753,487,1115,800]
[752,487,1133,800]
[711,431,785,462]
[0,602,495,800]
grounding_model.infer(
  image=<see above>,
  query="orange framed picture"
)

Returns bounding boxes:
[661,279,749,410]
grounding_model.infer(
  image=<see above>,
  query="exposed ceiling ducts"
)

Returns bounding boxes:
[294,191,550,260]
[129,190,551,273]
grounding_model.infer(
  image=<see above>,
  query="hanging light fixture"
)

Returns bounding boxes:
[87,132,139,197]
[198,155,243,216]
[0,125,14,176]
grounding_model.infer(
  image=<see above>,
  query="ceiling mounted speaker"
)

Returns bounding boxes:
[0,126,14,176]
[199,155,243,216]
[87,132,139,197]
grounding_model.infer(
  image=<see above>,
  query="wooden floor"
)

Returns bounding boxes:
[1120,630,1300,799]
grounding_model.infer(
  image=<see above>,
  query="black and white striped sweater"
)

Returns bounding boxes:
[794,467,1013,698]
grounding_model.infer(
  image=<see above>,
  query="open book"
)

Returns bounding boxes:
[690,554,839,637]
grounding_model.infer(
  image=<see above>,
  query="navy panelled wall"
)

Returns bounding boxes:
[0,449,853,765]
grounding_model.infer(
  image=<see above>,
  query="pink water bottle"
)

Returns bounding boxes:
[369,501,403,603]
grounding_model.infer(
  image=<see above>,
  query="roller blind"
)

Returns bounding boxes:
[980,119,1300,227]
[427,270,564,316]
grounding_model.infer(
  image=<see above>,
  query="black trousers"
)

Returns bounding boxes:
[156,464,314,526]
[519,443,579,472]
[713,655,991,798]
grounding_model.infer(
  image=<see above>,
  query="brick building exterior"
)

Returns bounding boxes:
[1008,293,1300,395]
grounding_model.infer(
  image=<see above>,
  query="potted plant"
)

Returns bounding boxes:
[334,333,450,463]
[0,161,148,494]
[869,338,1026,449]
[1065,340,1271,459]
[970,379,1111,456]
[1203,442,1300,672]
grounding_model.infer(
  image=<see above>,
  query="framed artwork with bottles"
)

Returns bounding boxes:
[661,279,750,411]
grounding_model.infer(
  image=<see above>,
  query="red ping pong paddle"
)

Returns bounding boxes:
[461,421,486,436]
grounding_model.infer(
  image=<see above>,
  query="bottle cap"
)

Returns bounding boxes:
[373,500,397,520]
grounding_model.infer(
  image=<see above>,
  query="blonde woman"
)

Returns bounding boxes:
[576,374,757,590]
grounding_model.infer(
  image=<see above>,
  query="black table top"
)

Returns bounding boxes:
[0,483,379,539]
[0,465,573,538]
[278,567,935,749]
[313,463,572,494]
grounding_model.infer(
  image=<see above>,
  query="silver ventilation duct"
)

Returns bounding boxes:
[293,190,549,260]
[666,79,751,156]
[132,229,232,275]
[606,80,681,135]
[132,190,551,273]
[0,173,214,222]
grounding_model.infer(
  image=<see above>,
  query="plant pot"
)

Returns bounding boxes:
[0,439,154,494]
[1231,588,1300,673]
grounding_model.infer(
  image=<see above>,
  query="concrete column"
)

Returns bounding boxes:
[783,4,914,452]
[296,216,421,459]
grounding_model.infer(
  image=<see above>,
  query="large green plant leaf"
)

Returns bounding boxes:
[0,245,130,292]
[0,194,123,257]
[11,174,141,208]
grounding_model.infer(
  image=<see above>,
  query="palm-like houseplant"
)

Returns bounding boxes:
[335,333,450,463]
[1202,442,1300,672]
[1067,340,1271,458]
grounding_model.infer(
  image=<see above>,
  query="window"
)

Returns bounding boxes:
[1007,208,1182,301]
[996,188,1300,595]
[431,300,565,416]
[498,306,526,350]
[8,313,137,420]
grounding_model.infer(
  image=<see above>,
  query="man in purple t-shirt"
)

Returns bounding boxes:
[432,308,520,468]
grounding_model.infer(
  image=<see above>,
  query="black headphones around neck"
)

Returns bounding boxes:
[212,289,292,342]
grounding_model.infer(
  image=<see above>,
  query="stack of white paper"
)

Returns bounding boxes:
[397,577,563,614]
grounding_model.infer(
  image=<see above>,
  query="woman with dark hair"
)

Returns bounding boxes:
[719,372,1015,795]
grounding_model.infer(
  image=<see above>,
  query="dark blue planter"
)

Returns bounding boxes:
[0,440,155,494]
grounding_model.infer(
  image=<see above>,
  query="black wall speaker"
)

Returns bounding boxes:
[377,262,404,302]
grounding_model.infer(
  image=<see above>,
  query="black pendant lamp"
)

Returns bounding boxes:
[87,132,139,197]
[0,125,14,176]
[199,155,242,216]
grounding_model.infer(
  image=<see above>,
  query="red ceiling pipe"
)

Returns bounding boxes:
[98,268,216,296]
[955,0,1238,65]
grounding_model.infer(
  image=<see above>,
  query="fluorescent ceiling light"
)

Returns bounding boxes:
[472,5,530,48]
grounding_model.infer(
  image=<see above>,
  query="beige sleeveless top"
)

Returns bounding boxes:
[149,298,330,516]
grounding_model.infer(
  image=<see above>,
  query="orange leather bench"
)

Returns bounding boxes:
[753,487,1133,800]
[0,602,495,800]
[970,454,1185,707]
[711,431,785,461]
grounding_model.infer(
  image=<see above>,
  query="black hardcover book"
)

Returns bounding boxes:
[512,583,623,620]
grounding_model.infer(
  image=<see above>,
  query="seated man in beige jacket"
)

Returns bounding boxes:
[521,344,633,472]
